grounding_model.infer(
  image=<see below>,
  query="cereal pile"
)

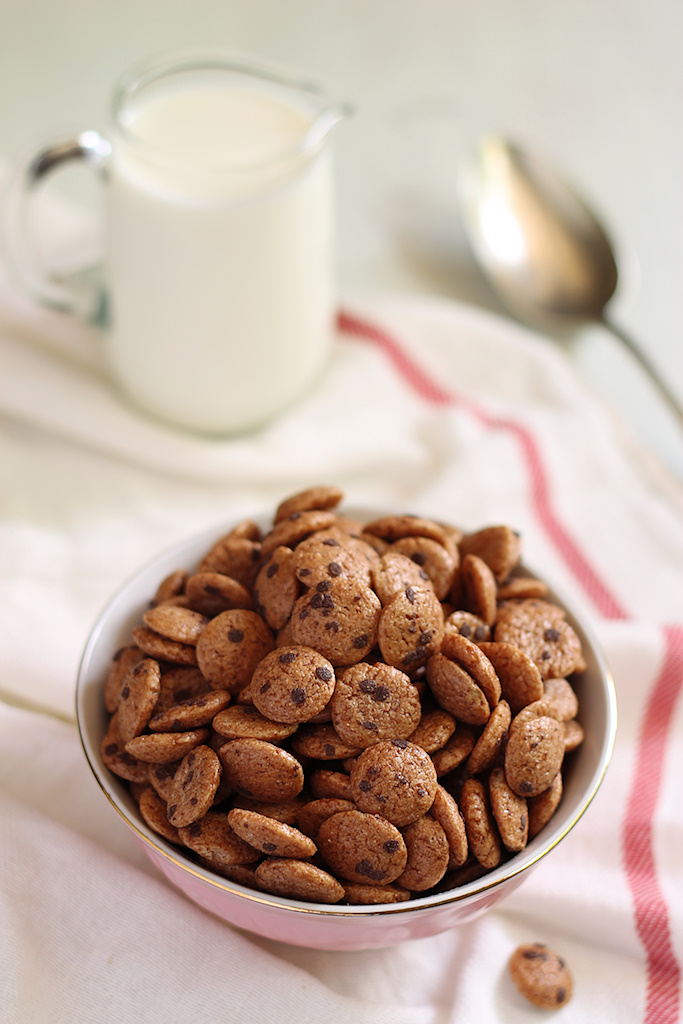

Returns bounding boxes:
[101,486,586,905]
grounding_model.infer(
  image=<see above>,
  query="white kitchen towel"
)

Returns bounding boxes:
[1,179,682,1024]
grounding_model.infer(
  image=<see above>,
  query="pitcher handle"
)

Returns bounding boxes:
[4,130,112,320]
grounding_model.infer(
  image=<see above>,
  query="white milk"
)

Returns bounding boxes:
[104,77,335,433]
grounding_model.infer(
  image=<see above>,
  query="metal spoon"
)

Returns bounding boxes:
[459,136,683,428]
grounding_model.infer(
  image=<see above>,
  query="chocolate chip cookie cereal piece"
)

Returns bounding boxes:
[478,641,544,713]
[218,738,304,802]
[542,677,579,722]
[362,514,453,549]
[528,773,563,838]
[291,578,381,666]
[298,798,358,839]
[198,534,261,588]
[397,814,450,891]
[508,942,573,1009]
[317,809,408,884]
[467,699,512,775]
[505,716,565,797]
[274,485,345,523]
[496,576,549,601]
[104,646,145,713]
[563,719,584,751]
[430,726,476,777]
[251,646,336,723]
[255,858,345,903]
[350,739,438,827]
[488,766,528,852]
[131,625,199,666]
[391,536,458,601]
[371,551,433,606]
[185,572,253,617]
[460,553,498,626]
[253,547,300,633]
[152,568,190,607]
[148,761,179,801]
[331,662,422,748]
[138,786,181,843]
[494,599,584,680]
[293,531,372,588]
[377,585,444,673]
[231,794,307,827]
[125,728,210,764]
[459,525,522,583]
[430,785,468,868]
[143,605,209,645]
[342,882,411,904]
[260,509,339,558]
[149,689,231,732]
[460,777,502,869]
[167,745,223,827]
[440,631,502,708]
[426,654,491,726]
[407,709,456,753]
[196,609,274,693]
[178,811,261,870]
[101,711,151,783]
[290,723,362,761]
[212,705,298,743]
[117,659,162,744]
[443,611,491,645]
[309,769,353,801]
[227,808,317,858]
[154,667,208,713]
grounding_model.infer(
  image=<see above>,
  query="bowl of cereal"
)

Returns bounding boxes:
[76,486,616,950]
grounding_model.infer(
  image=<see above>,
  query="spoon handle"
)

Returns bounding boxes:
[602,316,683,430]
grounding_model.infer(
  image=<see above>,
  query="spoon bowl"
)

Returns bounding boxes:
[459,137,682,428]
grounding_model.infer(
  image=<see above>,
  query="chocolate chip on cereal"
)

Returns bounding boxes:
[185,572,253,617]
[407,709,457,753]
[342,882,411,904]
[125,728,210,764]
[254,858,345,904]
[212,705,298,743]
[149,689,231,732]
[467,700,512,775]
[494,599,584,680]
[459,525,522,583]
[148,761,180,801]
[528,773,563,838]
[131,626,199,666]
[508,942,573,1009]
[440,631,502,709]
[290,723,362,761]
[430,725,477,777]
[426,653,491,726]
[196,609,274,694]
[443,611,491,644]
[317,809,408,884]
[297,798,358,839]
[252,546,299,629]
[104,646,145,713]
[274,485,345,523]
[251,646,336,723]
[218,738,304,802]
[178,811,261,869]
[378,585,444,672]
[460,777,502,869]
[117,658,161,743]
[397,814,450,891]
[505,716,565,797]
[489,766,528,852]
[478,641,544,713]
[461,554,498,626]
[138,786,181,843]
[350,740,438,827]
[227,808,317,858]
[293,531,372,588]
[331,662,422,748]
[430,785,469,868]
[392,536,458,601]
[291,578,381,666]
[167,745,223,827]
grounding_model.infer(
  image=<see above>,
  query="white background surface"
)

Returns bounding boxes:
[1,0,682,477]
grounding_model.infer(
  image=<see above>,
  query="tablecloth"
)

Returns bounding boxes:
[1,185,682,1024]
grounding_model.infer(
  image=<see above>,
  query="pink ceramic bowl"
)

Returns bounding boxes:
[76,509,616,951]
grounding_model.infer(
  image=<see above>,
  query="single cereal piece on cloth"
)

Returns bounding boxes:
[317,809,408,884]
[331,662,422,748]
[117,658,161,743]
[378,585,445,673]
[185,572,253,617]
[349,739,438,827]
[227,808,317,858]
[218,738,304,802]
[255,858,345,904]
[148,689,231,732]
[167,745,223,828]
[252,546,299,630]
[251,646,336,723]
[274,485,345,523]
[196,609,274,693]
[397,814,450,891]
[459,525,522,583]
[290,577,381,666]
[494,599,584,680]
[508,942,573,1009]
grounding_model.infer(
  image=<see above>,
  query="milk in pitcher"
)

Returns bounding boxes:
[105,71,336,433]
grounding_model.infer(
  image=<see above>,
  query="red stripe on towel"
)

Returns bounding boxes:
[338,306,681,1024]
